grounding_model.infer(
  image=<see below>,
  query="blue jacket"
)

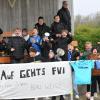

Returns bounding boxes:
[28,35,42,52]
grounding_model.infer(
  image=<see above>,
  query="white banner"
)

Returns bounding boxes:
[0,61,72,99]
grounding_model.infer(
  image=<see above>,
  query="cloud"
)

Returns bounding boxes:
[74,0,100,16]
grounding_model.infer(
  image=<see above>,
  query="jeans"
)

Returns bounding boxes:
[73,72,79,95]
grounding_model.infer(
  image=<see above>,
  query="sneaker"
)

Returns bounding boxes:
[90,96,94,100]
[94,92,98,98]
[63,95,66,99]
[75,95,80,99]
[86,92,91,99]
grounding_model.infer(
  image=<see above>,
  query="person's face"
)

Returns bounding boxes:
[43,37,49,41]
[54,16,60,23]
[76,56,80,60]
[32,29,38,35]
[85,44,92,51]
[61,31,68,38]
[63,2,68,9]
[14,29,22,36]
[22,31,28,36]
[38,19,44,25]
[48,52,55,59]
[92,49,97,54]
[68,44,74,51]
[29,52,36,57]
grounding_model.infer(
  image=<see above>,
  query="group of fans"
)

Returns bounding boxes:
[0,1,100,100]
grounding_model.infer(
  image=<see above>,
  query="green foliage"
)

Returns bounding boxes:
[74,24,100,51]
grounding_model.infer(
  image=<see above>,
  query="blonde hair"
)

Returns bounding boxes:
[85,41,92,46]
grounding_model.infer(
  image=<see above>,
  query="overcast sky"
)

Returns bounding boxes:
[74,0,100,16]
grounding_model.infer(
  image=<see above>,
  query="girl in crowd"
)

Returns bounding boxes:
[66,44,80,99]
[41,32,52,60]
[87,48,100,100]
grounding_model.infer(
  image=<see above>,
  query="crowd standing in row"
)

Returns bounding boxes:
[0,1,100,100]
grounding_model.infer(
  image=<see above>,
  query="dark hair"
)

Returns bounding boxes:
[54,15,60,19]
[92,47,98,52]
[74,52,80,57]
[33,27,38,31]
[61,29,69,34]
[38,16,44,20]
[0,28,3,34]
[29,47,37,53]
[22,28,28,32]
[63,1,68,5]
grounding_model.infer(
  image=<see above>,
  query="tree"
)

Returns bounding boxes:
[74,12,100,51]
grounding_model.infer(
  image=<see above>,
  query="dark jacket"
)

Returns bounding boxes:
[62,50,80,61]
[56,35,72,50]
[51,22,65,39]
[0,40,7,52]
[8,36,28,59]
[41,41,52,59]
[57,7,71,32]
[0,39,9,55]
[24,54,42,63]
[35,23,50,37]
[43,57,59,62]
